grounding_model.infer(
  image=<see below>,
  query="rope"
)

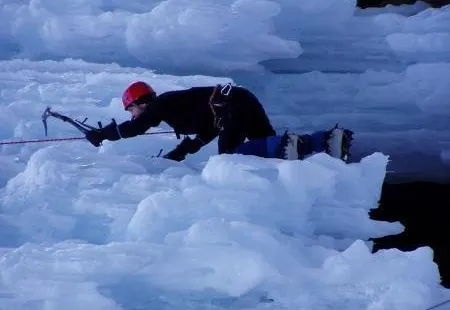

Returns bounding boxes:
[424,299,450,310]
[0,131,175,146]
[0,137,85,145]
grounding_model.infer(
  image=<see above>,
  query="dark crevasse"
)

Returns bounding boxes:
[370,181,450,288]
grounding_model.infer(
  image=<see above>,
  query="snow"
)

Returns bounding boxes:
[0,0,450,309]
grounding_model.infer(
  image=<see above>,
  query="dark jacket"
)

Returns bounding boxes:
[100,86,275,160]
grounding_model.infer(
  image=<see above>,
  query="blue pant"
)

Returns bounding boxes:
[233,131,327,159]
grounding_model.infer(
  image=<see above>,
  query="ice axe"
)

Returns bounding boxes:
[41,106,102,136]
[41,106,175,140]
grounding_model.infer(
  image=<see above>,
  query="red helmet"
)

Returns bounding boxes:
[122,81,156,110]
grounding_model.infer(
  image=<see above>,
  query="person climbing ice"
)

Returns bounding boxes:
[83,81,353,162]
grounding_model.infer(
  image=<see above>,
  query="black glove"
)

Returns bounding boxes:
[162,137,204,161]
[85,120,122,147]
[163,147,186,161]
[85,129,105,147]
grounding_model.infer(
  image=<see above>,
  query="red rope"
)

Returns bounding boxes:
[0,137,85,145]
[0,131,175,145]
[144,131,175,135]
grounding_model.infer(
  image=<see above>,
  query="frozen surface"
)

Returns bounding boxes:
[0,58,449,310]
[1,1,450,309]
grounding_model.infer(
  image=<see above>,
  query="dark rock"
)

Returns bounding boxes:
[357,0,450,8]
